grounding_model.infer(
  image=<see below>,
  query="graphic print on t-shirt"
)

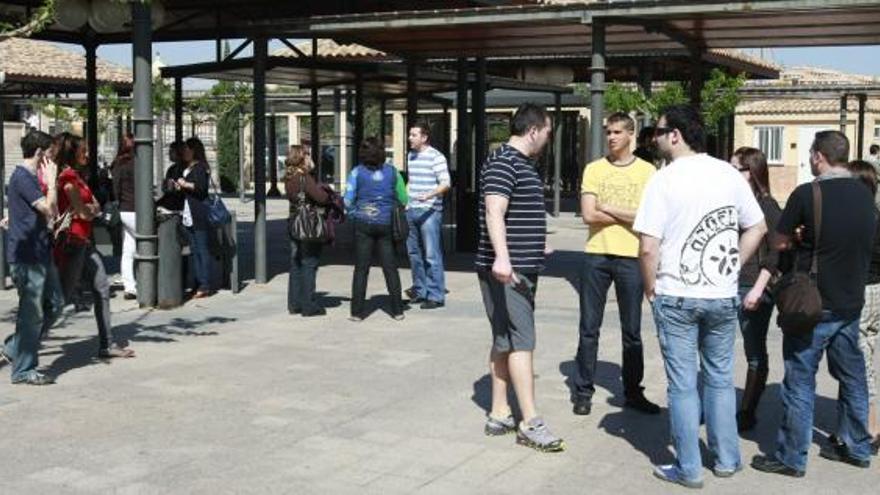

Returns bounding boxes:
[679,206,740,287]
[596,173,643,210]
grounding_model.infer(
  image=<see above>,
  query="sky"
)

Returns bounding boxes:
[68,42,880,90]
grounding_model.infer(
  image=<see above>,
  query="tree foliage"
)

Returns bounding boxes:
[0,0,55,41]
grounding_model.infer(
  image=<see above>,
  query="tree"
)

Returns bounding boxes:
[0,0,55,41]
[700,68,747,134]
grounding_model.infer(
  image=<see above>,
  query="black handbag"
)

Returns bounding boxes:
[288,175,328,243]
[391,168,409,242]
[774,181,824,335]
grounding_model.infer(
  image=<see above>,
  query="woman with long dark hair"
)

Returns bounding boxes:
[730,146,781,432]
[285,145,331,317]
[344,137,408,321]
[178,137,213,298]
[111,133,137,299]
[53,132,134,358]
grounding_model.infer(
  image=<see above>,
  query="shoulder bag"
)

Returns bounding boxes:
[288,174,328,243]
[205,175,231,226]
[391,167,409,242]
[774,181,824,335]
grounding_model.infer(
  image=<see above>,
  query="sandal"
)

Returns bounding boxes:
[99,346,136,359]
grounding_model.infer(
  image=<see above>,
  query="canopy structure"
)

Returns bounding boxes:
[2,0,879,306]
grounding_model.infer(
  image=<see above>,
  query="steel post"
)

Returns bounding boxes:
[406,61,418,173]
[840,94,848,134]
[553,92,562,217]
[310,87,320,178]
[267,111,280,196]
[472,57,487,174]
[638,66,653,128]
[858,94,867,158]
[238,110,245,202]
[174,77,183,143]
[354,73,364,154]
[455,58,473,252]
[590,21,606,161]
[132,2,157,308]
[85,40,99,189]
[0,98,6,289]
[253,37,268,284]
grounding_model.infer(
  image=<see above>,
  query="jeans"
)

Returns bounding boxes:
[60,242,117,351]
[4,262,64,381]
[120,211,137,294]
[737,285,774,372]
[573,254,645,401]
[775,312,872,470]
[406,208,445,303]
[652,295,741,480]
[186,227,212,292]
[288,239,323,313]
[351,221,403,317]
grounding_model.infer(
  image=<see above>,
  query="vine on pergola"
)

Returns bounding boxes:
[0,0,56,41]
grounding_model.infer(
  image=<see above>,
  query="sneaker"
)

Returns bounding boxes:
[572,399,592,416]
[420,300,444,310]
[11,371,55,386]
[712,464,743,478]
[516,417,565,452]
[0,347,10,365]
[404,287,418,300]
[348,315,364,322]
[302,308,327,317]
[652,465,703,489]
[123,292,137,300]
[872,436,879,456]
[484,414,516,436]
[392,313,405,321]
[819,443,870,468]
[750,455,805,477]
[625,392,661,415]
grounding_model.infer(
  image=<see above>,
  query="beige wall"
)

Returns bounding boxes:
[734,110,879,202]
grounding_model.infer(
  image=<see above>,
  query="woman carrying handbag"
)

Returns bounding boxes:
[285,145,331,317]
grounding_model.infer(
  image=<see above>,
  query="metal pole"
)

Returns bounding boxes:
[354,73,364,153]
[473,57,487,174]
[590,20,606,161]
[638,65,653,128]
[310,87,320,178]
[347,89,355,175]
[238,110,245,202]
[155,113,164,188]
[85,40,99,189]
[132,2,157,308]
[858,94,866,158]
[253,36,268,284]
[553,92,562,218]
[406,61,418,173]
[456,58,473,252]
[442,103,451,158]
[689,48,703,108]
[174,77,183,143]
[267,110,280,196]
[840,94,848,134]
[0,98,6,289]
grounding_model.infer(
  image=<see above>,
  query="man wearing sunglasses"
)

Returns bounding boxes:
[633,105,767,488]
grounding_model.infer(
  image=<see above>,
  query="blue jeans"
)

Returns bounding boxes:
[737,285,774,372]
[652,295,741,481]
[405,208,445,303]
[775,312,871,471]
[5,262,64,381]
[574,254,645,401]
[288,239,323,313]
[187,227,212,292]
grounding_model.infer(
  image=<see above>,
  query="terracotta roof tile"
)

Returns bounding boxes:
[738,98,880,114]
[0,37,131,86]
[272,39,387,59]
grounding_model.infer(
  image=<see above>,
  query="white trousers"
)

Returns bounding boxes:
[120,211,137,294]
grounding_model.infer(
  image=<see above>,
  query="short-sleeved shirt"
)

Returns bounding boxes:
[476,143,546,273]
[633,153,764,299]
[776,175,877,319]
[6,165,50,265]
[57,167,95,241]
[406,145,450,211]
[580,156,655,257]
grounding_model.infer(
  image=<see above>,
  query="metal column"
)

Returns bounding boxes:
[354,73,364,153]
[590,21,606,161]
[0,98,6,289]
[840,94,848,134]
[553,92,562,218]
[455,58,473,251]
[689,48,703,108]
[174,77,183,143]
[406,61,418,173]
[638,66,653,128]
[858,94,867,158]
[267,110,280,196]
[253,37,268,284]
[85,40,99,189]
[472,57,487,173]
[132,2,157,307]
[238,110,245,202]
[310,87,320,177]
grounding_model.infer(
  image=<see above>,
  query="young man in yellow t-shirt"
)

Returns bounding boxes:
[572,112,660,416]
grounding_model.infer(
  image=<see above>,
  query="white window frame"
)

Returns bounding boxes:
[753,125,784,165]
[873,125,880,140]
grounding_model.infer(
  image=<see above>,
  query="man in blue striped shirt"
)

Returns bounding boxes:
[405,122,451,309]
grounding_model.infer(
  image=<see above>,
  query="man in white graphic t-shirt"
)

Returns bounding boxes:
[633,105,767,488]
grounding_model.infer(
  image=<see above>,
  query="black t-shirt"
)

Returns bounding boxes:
[476,143,546,273]
[776,177,877,319]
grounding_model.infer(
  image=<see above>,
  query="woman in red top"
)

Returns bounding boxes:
[53,133,134,359]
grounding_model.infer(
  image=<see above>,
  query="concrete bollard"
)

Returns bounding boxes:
[157,211,184,309]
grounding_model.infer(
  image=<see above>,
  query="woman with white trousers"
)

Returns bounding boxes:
[112,134,137,300]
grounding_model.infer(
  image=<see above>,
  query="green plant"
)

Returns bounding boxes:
[0,0,56,41]
[700,68,746,133]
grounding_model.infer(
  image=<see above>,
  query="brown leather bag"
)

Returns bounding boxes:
[774,181,823,335]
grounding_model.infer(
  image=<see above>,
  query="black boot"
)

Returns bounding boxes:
[737,368,768,433]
